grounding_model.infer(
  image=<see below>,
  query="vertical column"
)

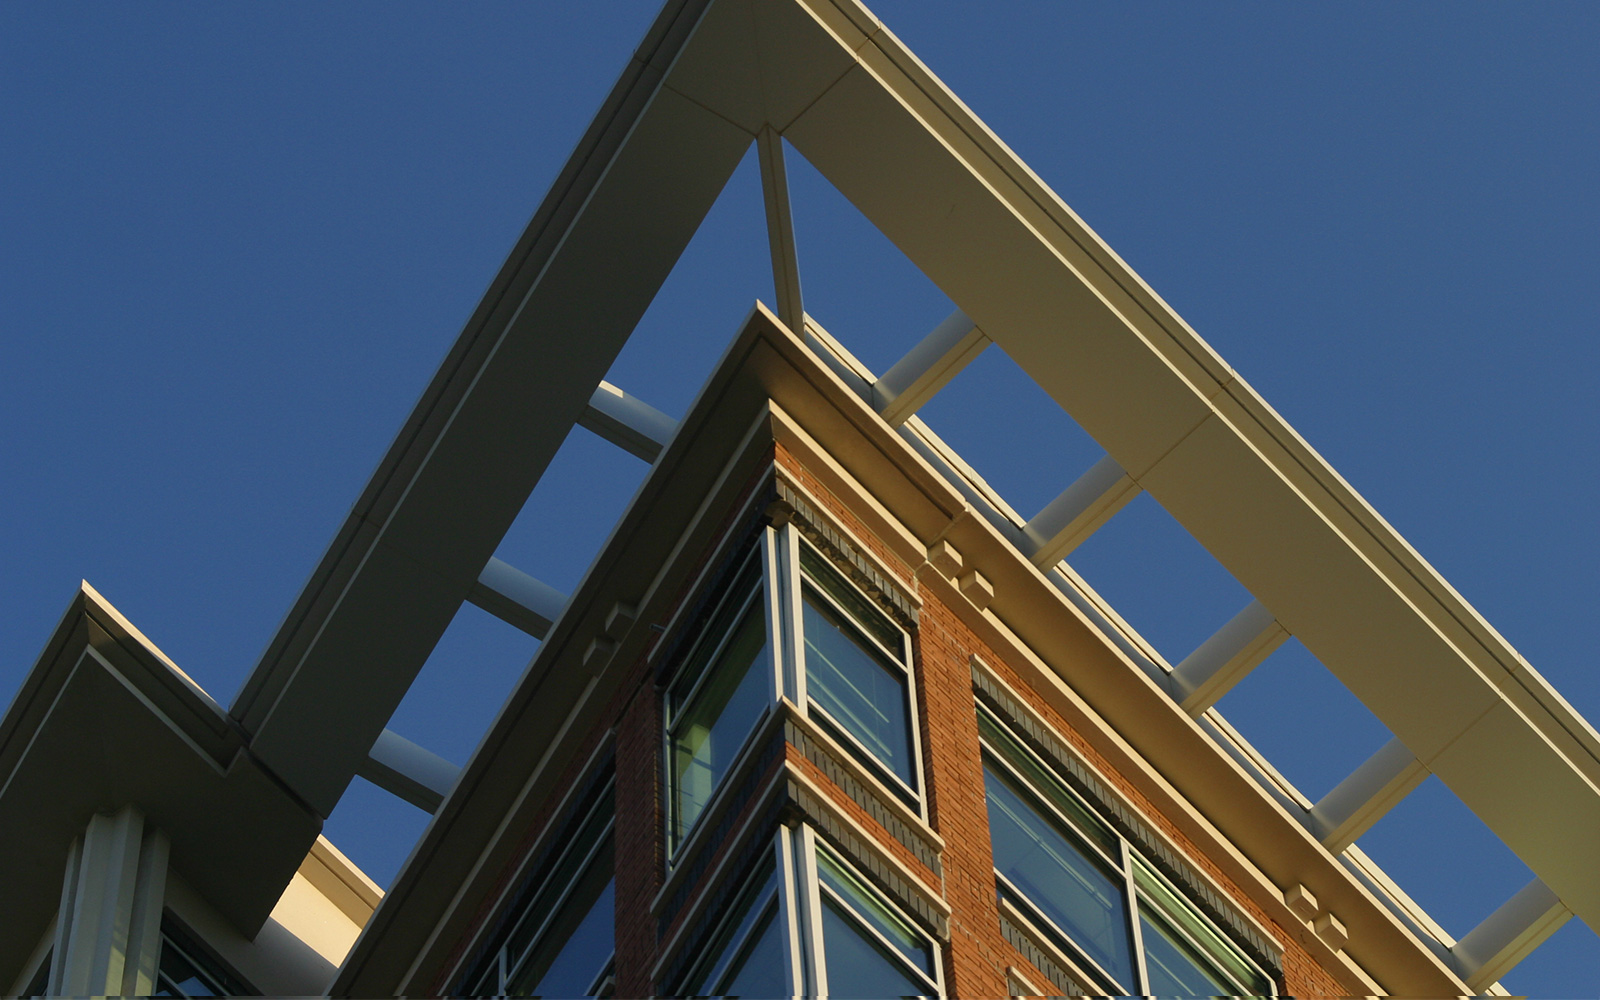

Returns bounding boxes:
[612,675,664,999]
[911,593,1011,997]
[50,804,169,997]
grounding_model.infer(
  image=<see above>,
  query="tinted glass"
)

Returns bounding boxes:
[800,545,902,653]
[817,850,934,977]
[670,599,771,844]
[717,906,789,999]
[686,865,780,996]
[985,764,1135,989]
[820,895,925,999]
[1141,911,1231,999]
[509,877,615,997]
[504,816,614,967]
[803,591,914,787]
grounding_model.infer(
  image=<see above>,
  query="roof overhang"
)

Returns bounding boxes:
[0,584,320,981]
[220,0,1595,977]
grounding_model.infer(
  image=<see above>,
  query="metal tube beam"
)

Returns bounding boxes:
[468,557,568,640]
[361,729,462,814]
[1022,453,1140,567]
[577,380,678,462]
[1169,599,1287,716]
[758,125,804,335]
[872,309,989,427]
[1308,735,1428,852]
[1454,878,1570,991]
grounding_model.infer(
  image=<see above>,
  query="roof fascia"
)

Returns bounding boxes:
[0,584,321,983]
[332,304,795,996]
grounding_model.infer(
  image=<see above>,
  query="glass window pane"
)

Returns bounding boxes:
[800,545,902,654]
[717,906,789,999]
[686,865,781,996]
[977,711,1118,857]
[816,850,934,977]
[984,764,1135,989]
[507,877,614,998]
[670,599,771,844]
[1140,911,1231,999]
[504,811,614,968]
[158,918,250,997]
[820,894,926,999]
[803,591,914,787]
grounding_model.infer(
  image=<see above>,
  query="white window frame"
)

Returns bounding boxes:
[980,705,1272,997]
[664,522,927,860]
[671,824,943,999]
[780,527,927,817]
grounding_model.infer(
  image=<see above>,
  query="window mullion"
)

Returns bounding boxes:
[776,825,820,998]
[1121,839,1150,998]
[778,524,806,705]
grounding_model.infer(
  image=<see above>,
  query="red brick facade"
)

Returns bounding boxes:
[448,443,1351,997]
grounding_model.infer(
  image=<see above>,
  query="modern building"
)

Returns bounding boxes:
[4,0,1596,995]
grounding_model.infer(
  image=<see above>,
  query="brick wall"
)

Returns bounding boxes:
[773,443,1349,997]
[448,441,1350,998]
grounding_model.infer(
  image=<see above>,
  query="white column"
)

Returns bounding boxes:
[361,728,462,813]
[1308,735,1428,852]
[50,804,169,997]
[468,556,569,639]
[578,380,677,462]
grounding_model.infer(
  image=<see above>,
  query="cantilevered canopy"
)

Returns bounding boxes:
[230,0,1596,982]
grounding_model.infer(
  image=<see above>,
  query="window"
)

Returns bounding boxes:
[462,772,615,998]
[673,825,941,998]
[797,545,918,800]
[664,517,923,856]
[153,916,255,997]
[666,550,772,852]
[980,708,1271,997]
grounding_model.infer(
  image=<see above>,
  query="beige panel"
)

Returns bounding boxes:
[659,0,764,133]
[783,63,1216,479]
[1140,410,1502,762]
[1430,701,1600,929]
[750,0,868,131]
[662,0,863,136]
[848,28,1235,394]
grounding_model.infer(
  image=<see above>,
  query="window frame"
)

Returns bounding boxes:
[155,914,257,998]
[979,704,1272,997]
[463,771,617,998]
[669,824,943,999]
[782,528,925,814]
[663,519,927,862]
[662,539,779,855]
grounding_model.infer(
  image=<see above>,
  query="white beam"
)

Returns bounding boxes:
[1169,599,1287,716]
[578,380,678,462]
[1308,735,1428,852]
[361,729,462,814]
[872,309,989,427]
[468,556,568,639]
[1454,878,1571,991]
[1021,453,1139,566]
[758,125,804,334]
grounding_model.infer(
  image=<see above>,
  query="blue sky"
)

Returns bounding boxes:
[2,1,1596,993]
